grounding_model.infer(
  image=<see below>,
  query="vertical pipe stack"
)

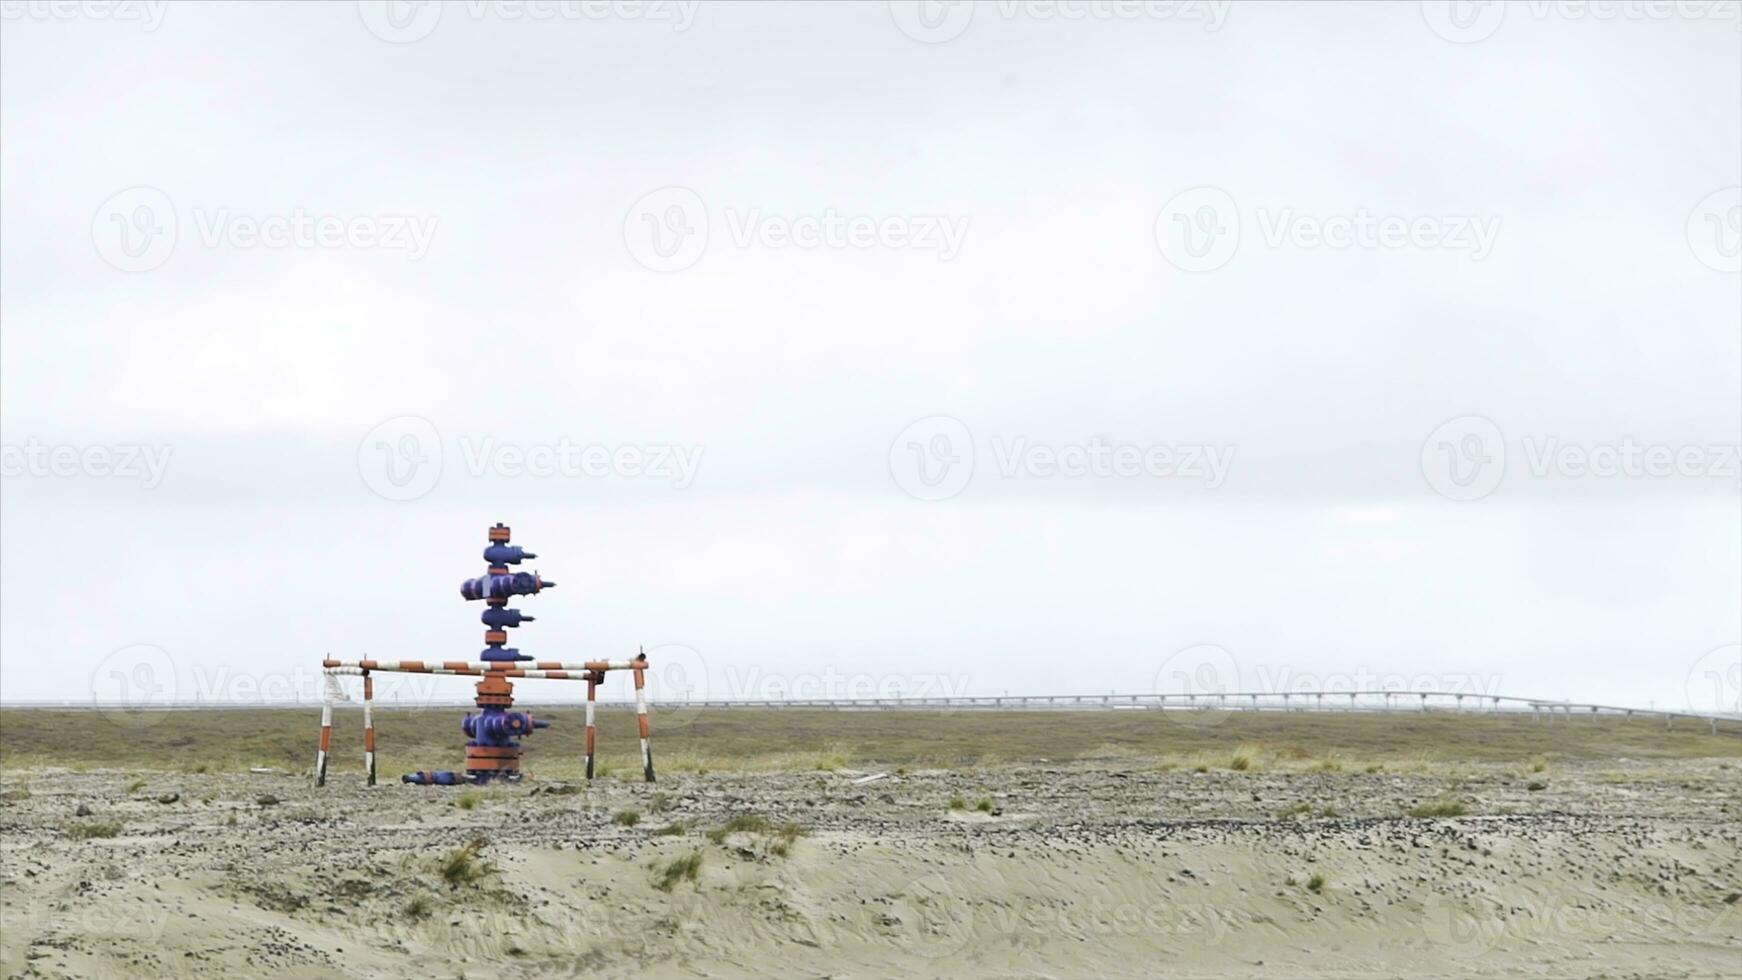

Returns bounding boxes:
[403,523,556,785]
[316,523,654,786]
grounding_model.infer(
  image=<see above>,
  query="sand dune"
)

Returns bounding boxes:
[2,755,1738,978]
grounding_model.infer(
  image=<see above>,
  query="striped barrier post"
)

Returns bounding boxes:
[318,655,653,784]
[585,671,598,780]
[315,702,332,787]
[633,653,655,783]
[362,671,376,787]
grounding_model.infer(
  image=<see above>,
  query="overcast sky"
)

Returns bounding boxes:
[1,1,1738,717]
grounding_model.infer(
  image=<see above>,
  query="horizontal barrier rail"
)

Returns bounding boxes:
[321,659,643,672]
[324,666,597,680]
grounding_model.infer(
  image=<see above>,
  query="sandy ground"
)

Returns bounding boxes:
[1,758,1739,979]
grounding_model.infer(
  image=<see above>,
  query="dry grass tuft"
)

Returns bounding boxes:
[655,852,703,892]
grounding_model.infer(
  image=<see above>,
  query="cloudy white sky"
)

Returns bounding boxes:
[1,1,1738,715]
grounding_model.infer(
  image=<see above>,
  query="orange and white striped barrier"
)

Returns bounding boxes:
[315,702,333,786]
[317,652,653,783]
[363,672,376,786]
[323,659,644,673]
